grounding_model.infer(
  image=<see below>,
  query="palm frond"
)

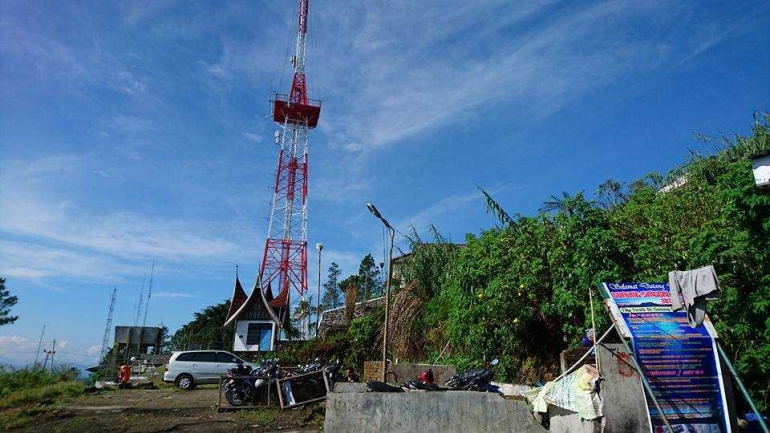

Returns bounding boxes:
[478,186,514,226]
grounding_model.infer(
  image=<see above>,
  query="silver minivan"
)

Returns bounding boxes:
[163,350,254,390]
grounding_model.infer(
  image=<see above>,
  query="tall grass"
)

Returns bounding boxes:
[0,365,84,409]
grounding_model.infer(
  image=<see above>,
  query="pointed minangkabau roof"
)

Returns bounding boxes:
[224,277,289,327]
[268,285,289,309]
[224,276,248,325]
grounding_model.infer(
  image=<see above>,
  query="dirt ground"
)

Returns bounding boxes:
[5,385,324,432]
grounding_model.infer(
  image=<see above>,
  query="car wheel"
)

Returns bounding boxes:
[175,374,195,390]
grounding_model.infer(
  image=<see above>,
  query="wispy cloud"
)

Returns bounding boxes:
[242,131,263,143]
[306,1,748,155]
[153,291,198,299]
[0,153,239,283]
[395,191,482,233]
[0,240,139,285]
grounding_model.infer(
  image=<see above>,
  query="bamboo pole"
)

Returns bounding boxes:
[589,288,600,375]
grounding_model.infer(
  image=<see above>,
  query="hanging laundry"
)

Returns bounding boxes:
[525,365,602,420]
[668,265,720,328]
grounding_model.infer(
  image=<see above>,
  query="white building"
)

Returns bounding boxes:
[224,277,277,353]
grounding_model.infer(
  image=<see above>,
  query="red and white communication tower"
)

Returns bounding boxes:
[259,0,321,330]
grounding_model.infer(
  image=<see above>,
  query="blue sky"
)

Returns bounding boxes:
[1,1,768,367]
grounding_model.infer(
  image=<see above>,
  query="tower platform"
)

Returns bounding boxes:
[273,93,321,128]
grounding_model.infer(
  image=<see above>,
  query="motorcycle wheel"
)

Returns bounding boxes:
[226,387,248,407]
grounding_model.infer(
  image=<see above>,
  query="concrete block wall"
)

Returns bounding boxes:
[362,361,383,382]
[391,363,456,385]
[325,390,547,433]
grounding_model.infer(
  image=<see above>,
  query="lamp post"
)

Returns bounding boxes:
[366,202,395,383]
[315,243,323,337]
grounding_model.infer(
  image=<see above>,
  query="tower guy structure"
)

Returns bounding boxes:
[259,0,321,334]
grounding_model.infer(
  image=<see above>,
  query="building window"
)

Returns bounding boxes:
[246,323,272,348]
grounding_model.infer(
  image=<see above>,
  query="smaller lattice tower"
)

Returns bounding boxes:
[99,286,117,374]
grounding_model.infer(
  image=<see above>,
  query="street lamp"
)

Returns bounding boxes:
[366,202,395,383]
[315,243,323,337]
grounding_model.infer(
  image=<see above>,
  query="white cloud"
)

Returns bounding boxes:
[0,335,33,347]
[0,335,99,367]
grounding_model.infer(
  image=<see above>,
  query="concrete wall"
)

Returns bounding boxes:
[548,406,601,433]
[325,390,546,433]
[391,363,456,385]
[596,344,651,433]
[362,362,456,383]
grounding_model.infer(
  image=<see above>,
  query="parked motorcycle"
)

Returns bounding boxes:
[402,368,442,391]
[367,380,405,393]
[444,359,500,393]
[324,359,343,382]
[223,358,279,407]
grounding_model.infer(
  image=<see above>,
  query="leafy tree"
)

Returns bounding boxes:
[356,254,382,301]
[170,300,233,351]
[0,278,18,326]
[596,179,627,211]
[292,296,315,340]
[158,325,172,353]
[320,262,342,310]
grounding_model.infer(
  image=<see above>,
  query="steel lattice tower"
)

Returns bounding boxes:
[259,0,321,330]
[99,286,117,374]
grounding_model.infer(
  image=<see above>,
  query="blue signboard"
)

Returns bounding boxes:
[601,282,731,433]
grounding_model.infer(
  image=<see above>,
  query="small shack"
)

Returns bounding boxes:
[112,326,163,361]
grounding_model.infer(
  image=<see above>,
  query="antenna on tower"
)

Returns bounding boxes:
[142,261,155,328]
[134,274,146,326]
[100,286,117,375]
